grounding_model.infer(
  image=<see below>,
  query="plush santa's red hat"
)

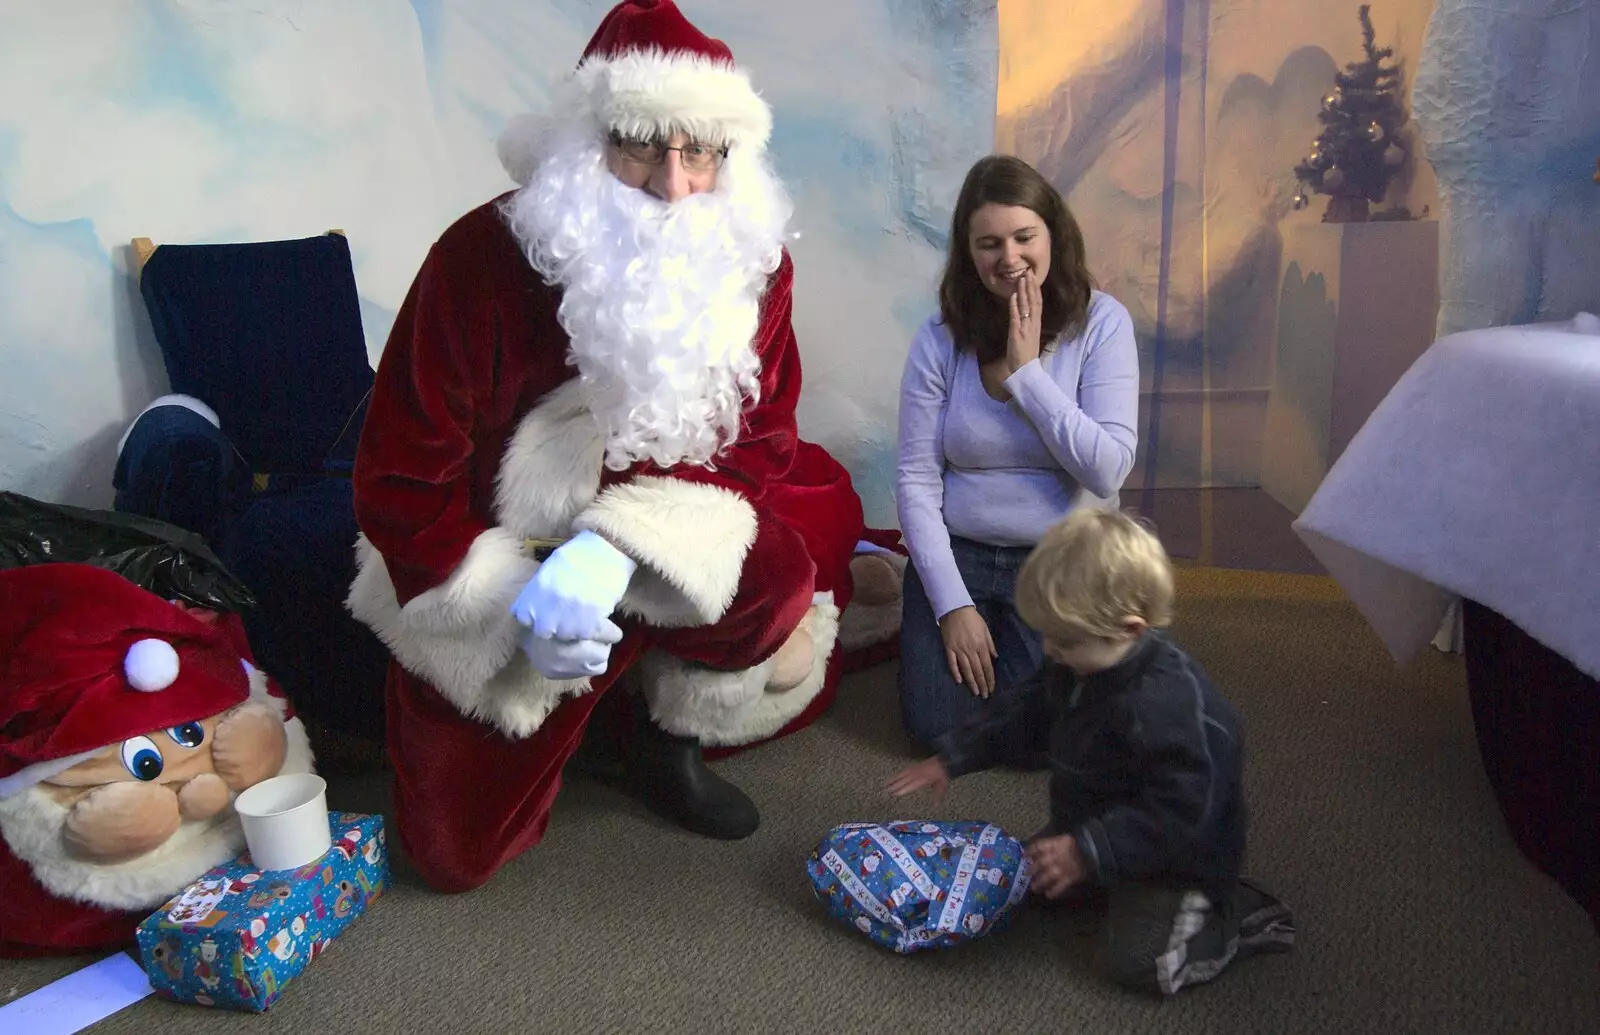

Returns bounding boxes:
[500,0,772,184]
[0,563,251,799]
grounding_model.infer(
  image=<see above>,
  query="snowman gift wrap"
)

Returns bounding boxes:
[807,820,1033,953]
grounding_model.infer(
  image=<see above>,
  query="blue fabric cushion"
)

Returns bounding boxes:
[113,404,242,549]
[138,234,372,476]
[221,478,388,741]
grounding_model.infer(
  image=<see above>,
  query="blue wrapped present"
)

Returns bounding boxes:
[806,820,1034,953]
[135,811,387,1011]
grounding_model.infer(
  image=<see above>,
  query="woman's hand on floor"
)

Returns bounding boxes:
[886,757,950,806]
[939,605,998,696]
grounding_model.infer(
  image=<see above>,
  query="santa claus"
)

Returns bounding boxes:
[0,563,314,957]
[347,0,903,893]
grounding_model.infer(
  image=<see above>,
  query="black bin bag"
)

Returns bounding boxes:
[0,491,256,612]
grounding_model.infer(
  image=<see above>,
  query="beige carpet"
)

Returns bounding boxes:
[5,568,1598,1034]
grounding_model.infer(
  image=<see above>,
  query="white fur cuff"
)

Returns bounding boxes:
[499,52,772,188]
[347,529,587,738]
[572,476,757,628]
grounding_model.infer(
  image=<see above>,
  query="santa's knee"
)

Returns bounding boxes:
[766,621,815,692]
[838,548,906,654]
[640,597,839,748]
[848,550,904,607]
[398,816,520,895]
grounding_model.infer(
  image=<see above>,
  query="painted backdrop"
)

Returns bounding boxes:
[998,0,1441,568]
[0,0,998,527]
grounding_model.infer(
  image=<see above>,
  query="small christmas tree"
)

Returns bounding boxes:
[1292,5,1409,223]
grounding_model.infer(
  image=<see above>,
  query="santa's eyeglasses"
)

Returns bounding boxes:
[608,132,728,173]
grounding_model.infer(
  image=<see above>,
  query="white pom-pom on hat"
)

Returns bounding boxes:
[125,638,180,692]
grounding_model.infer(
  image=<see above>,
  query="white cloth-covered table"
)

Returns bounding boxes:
[1293,315,1600,678]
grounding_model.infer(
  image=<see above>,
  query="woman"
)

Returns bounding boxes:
[896,154,1140,750]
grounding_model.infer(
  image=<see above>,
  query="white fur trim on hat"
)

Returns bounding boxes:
[497,112,554,189]
[577,47,771,148]
[498,49,771,188]
[0,750,102,801]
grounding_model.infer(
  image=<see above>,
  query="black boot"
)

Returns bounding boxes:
[563,711,629,788]
[628,708,760,840]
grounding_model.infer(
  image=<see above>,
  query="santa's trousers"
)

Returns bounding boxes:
[385,444,863,892]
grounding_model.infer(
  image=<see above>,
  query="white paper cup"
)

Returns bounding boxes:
[234,773,331,872]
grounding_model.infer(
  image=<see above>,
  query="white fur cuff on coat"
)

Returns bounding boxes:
[572,476,757,628]
[642,597,840,747]
[347,529,587,739]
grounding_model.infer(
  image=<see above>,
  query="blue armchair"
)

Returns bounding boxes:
[121,232,389,746]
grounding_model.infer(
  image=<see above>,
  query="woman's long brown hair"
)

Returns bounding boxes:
[937,155,1094,362]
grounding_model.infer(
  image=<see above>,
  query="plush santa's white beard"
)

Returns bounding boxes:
[504,130,793,471]
[0,787,246,912]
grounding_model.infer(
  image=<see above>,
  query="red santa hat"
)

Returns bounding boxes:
[0,563,251,800]
[499,0,772,183]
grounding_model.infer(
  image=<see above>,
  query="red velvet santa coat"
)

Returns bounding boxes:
[348,194,867,890]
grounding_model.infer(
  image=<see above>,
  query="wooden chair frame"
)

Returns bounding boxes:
[131,230,345,283]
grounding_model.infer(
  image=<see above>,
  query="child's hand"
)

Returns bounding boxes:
[1025,834,1087,899]
[885,757,950,806]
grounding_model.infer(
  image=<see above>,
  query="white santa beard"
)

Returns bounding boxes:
[0,674,315,912]
[504,129,793,471]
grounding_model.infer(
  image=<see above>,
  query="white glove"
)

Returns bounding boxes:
[519,618,625,680]
[509,530,637,641]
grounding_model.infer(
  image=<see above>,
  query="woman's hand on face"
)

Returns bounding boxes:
[1006,269,1044,375]
[938,605,998,697]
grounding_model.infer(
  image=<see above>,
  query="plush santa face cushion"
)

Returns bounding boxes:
[0,687,316,955]
[42,700,288,863]
[807,820,1034,953]
[0,670,314,908]
[0,562,319,956]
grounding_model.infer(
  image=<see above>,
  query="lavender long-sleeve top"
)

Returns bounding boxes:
[895,290,1141,619]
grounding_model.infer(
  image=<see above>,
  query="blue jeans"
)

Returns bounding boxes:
[898,536,1046,752]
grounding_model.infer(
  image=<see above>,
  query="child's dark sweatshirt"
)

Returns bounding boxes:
[936,632,1247,901]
